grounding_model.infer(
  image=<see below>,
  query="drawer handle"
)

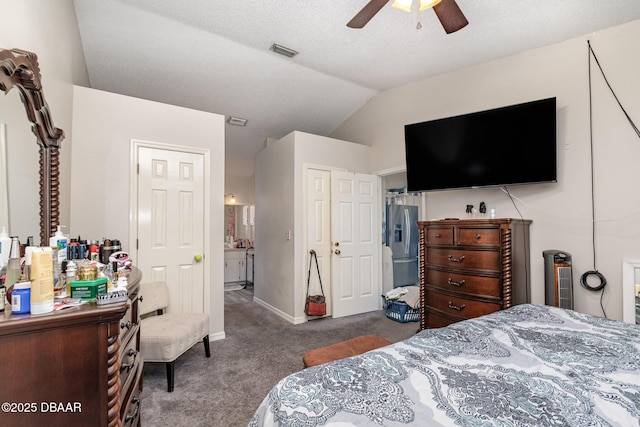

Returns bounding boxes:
[125,398,140,425]
[121,320,132,330]
[448,301,466,311]
[475,234,481,240]
[447,255,466,263]
[121,349,138,373]
[435,233,441,238]
[447,278,466,287]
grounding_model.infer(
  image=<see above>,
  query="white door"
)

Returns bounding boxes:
[137,146,205,313]
[306,169,332,317]
[330,171,380,318]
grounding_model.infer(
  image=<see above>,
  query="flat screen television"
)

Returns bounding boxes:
[405,97,557,192]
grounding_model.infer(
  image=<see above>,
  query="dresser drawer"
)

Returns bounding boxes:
[426,288,502,319]
[458,227,500,246]
[121,364,142,426]
[426,269,502,299]
[426,247,501,271]
[119,330,140,392]
[426,227,454,245]
[425,310,460,328]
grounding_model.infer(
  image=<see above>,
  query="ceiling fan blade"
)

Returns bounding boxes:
[432,0,468,34]
[347,0,390,28]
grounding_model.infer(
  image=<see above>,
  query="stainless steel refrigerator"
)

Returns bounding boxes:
[386,204,419,288]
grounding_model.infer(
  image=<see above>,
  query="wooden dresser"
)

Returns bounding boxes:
[418,219,531,330]
[0,268,143,427]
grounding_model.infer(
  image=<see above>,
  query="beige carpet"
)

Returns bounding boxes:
[140,285,419,426]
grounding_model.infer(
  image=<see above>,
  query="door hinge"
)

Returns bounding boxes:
[136,239,138,250]
[137,163,139,174]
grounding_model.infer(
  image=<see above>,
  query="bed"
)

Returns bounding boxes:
[249,304,640,426]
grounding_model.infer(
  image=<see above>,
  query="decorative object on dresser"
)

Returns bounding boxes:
[139,281,210,392]
[418,218,531,329]
[0,268,143,427]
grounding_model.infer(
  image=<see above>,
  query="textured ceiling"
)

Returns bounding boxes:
[72,0,640,177]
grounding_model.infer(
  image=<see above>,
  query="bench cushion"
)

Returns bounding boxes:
[302,335,391,368]
[141,312,209,362]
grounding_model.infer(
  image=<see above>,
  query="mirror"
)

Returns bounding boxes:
[0,48,64,245]
[224,204,254,247]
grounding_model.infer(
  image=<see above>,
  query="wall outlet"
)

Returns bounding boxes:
[285,230,292,240]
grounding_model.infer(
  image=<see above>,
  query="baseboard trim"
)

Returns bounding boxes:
[252,296,307,325]
[209,331,226,342]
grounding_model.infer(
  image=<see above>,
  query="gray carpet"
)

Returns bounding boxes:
[140,286,419,426]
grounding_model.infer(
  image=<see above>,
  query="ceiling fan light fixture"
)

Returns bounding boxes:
[391,0,413,13]
[419,0,441,11]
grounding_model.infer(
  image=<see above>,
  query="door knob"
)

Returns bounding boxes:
[194,254,203,262]
[334,249,341,255]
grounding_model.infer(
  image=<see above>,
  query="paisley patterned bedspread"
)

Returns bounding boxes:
[249,304,640,426]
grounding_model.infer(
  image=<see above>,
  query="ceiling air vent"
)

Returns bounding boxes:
[227,116,247,126]
[269,43,298,58]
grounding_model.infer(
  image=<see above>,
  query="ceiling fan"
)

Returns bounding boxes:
[347,0,468,34]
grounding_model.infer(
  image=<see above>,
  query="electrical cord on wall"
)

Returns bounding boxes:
[585,41,640,318]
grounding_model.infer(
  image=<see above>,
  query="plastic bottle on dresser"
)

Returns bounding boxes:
[65,260,77,297]
[0,276,5,312]
[4,236,22,290]
[11,274,31,315]
[49,225,68,264]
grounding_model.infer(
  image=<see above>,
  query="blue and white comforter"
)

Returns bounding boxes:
[250,304,640,426]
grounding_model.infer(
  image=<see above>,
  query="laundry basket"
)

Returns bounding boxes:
[381,296,420,323]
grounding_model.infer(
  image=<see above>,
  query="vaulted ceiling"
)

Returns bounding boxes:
[73,0,640,177]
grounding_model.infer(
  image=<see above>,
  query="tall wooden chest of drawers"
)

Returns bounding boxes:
[418,218,531,330]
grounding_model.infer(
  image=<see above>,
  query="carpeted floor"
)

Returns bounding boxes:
[140,285,419,426]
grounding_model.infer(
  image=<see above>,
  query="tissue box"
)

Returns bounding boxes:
[71,278,108,300]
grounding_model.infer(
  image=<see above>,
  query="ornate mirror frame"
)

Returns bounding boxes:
[0,48,64,245]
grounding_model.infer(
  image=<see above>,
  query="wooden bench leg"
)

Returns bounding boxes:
[166,361,175,392]
[203,335,211,358]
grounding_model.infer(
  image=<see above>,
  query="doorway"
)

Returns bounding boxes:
[131,140,210,315]
[305,167,380,319]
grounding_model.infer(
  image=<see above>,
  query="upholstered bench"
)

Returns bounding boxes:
[139,281,211,392]
[302,335,391,368]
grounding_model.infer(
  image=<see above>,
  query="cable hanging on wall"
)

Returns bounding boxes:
[584,40,640,318]
[584,40,608,318]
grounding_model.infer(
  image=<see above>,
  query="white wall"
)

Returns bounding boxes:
[0,0,89,241]
[255,131,372,322]
[254,133,296,317]
[225,175,255,206]
[71,86,226,338]
[332,20,640,320]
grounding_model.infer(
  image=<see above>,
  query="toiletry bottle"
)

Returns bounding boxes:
[30,248,54,315]
[65,260,77,297]
[11,274,31,314]
[49,225,68,264]
[0,274,5,312]
[4,236,22,290]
